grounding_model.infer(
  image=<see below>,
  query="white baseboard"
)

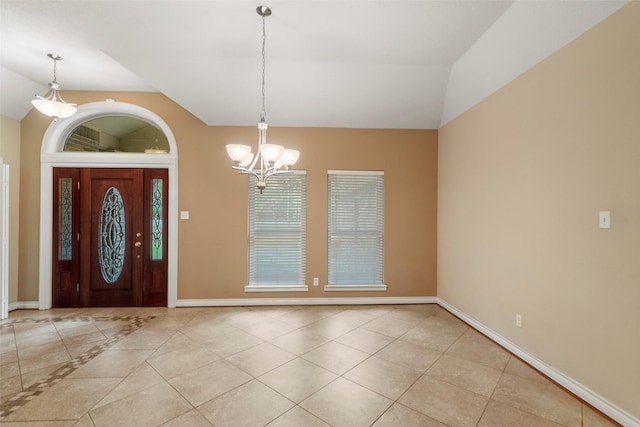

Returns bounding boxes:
[8,301,39,311]
[437,298,639,427]
[177,296,438,307]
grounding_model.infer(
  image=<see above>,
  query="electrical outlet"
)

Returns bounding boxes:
[599,211,610,229]
[516,314,522,328]
[313,277,319,286]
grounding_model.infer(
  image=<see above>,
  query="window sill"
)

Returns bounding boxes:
[244,284,309,293]
[323,284,387,292]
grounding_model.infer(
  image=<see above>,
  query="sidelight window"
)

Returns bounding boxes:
[151,178,163,260]
[59,177,73,260]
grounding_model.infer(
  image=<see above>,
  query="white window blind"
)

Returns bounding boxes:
[247,172,307,289]
[327,170,384,288]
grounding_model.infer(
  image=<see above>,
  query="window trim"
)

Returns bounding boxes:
[324,284,387,292]
[244,284,309,293]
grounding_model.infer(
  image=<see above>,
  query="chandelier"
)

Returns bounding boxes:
[32,54,77,120]
[226,5,300,193]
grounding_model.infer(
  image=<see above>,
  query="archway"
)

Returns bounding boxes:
[39,99,178,308]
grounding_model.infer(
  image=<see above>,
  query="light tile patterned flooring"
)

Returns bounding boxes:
[0,304,618,426]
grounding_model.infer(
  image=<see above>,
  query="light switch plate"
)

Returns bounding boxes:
[180,211,190,220]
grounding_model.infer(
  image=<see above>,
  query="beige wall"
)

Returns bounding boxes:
[438,2,639,420]
[18,92,437,302]
[18,111,48,301]
[0,116,21,304]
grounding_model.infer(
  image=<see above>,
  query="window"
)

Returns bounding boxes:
[58,177,73,260]
[327,170,385,290]
[150,178,163,260]
[246,172,307,292]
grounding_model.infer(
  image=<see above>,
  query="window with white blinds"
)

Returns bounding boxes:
[327,170,386,290]
[246,172,307,291]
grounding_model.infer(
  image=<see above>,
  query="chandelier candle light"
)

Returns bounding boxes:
[32,53,77,120]
[226,5,300,193]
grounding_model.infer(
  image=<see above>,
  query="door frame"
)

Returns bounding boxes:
[39,99,178,309]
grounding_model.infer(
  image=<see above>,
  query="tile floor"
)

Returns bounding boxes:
[0,304,619,426]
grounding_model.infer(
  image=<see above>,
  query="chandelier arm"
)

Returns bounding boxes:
[260,154,269,180]
[264,168,294,181]
[246,122,267,172]
[246,153,260,172]
[232,166,260,180]
[51,90,77,106]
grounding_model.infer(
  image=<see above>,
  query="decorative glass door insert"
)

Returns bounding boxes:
[98,186,126,283]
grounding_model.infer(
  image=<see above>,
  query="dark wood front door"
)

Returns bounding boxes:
[52,168,168,307]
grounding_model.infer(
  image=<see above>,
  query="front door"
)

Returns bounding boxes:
[52,168,168,307]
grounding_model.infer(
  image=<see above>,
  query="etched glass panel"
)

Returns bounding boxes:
[59,178,73,260]
[99,186,126,283]
[151,178,163,260]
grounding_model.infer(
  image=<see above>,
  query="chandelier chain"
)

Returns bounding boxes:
[261,13,267,119]
[225,6,299,193]
[52,56,58,84]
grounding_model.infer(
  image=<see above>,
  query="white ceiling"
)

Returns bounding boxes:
[0,0,628,129]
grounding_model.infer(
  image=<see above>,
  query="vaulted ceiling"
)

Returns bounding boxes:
[0,1,628,129]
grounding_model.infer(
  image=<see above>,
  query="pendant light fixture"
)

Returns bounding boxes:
[226,5,300,193]
[32,53,77,120]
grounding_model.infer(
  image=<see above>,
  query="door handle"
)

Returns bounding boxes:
[134,241,142,248]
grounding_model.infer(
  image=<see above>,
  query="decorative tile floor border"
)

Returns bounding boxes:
[0,315,155,419]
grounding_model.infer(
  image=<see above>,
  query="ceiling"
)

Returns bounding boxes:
[0,1,628,129]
